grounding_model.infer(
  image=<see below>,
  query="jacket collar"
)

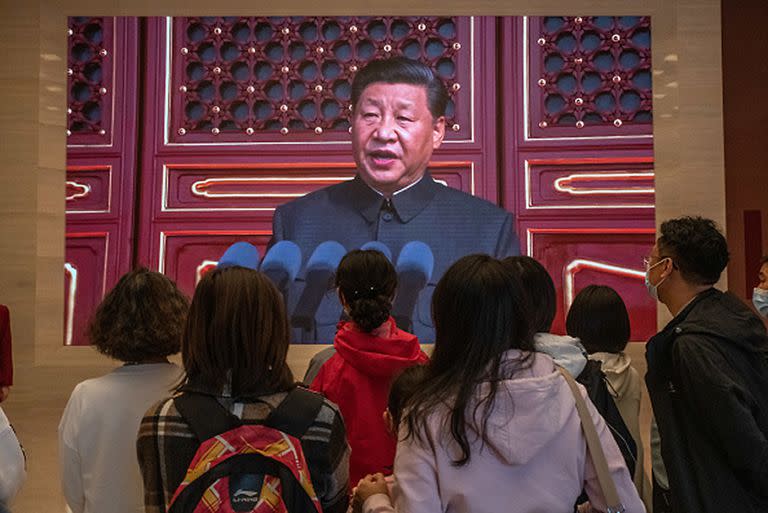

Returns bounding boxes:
[646,288,718,376]
[662,287,719,335]
[351,171,439,224]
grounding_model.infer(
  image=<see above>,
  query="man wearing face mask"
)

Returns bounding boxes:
[644,216,768,513]
[753,256,768,318]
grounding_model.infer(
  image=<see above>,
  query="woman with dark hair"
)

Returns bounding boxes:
[58,268,189,513]
[501,257,639,496]
[567,285,650,505]
[137,266,350,513]
[310,249,428,487]
[354,255,643,513]
[566,285,631,355]
[501,256,588,377]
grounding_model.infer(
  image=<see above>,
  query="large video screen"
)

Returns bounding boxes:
[65,16,655,345]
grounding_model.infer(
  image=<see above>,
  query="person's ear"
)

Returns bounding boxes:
[383,410,395,434]
[432,116,446,149]
[661,257,675,279]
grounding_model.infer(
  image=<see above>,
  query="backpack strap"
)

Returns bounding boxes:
[264,386,325,439]
[174,393,242,442]
[175,386,325,442]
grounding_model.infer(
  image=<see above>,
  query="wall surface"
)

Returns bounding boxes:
[722,0,768,307]
[0,1,727,511]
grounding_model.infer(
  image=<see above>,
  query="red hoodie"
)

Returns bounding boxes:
[310,317,428,487]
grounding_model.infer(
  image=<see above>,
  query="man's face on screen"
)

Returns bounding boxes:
[351,82,445,196]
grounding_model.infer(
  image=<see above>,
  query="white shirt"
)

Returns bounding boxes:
[58,363,182,513]
[0,407,25,505]
[365,175,425,198]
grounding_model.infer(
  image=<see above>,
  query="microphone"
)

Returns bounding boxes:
[260,241,302,293]
[391,241,434,332]
[217,241,261,270]
[360,241,393,262]
[291,241,347,331]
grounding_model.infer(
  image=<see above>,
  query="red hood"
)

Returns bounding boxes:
[333,318,426,377]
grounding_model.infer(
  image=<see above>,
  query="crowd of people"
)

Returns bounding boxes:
[0,56,766,513]
[0,215,753,513]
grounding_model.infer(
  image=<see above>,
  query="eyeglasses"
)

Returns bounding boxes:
[643,255,673,270]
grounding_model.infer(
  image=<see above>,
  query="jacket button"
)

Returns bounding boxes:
[674,327,682,334]
[382,212,393,222]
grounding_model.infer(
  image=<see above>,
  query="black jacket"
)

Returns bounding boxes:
[645,288,768,513]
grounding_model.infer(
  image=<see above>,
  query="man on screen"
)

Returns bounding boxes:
[271,57,519,343]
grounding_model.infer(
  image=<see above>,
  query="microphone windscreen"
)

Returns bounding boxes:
[360,241,393,262]
[217,241,261,271]
[396,241,434,280]
[291,241,347,331]
[260,241,302,290]
[391,241,434,332]
[306,241,347,272]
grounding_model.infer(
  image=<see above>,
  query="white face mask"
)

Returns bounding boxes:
[645,258,670,301]
[753,288,768,318]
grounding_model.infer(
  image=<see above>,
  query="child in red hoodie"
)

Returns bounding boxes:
[310,249,429,487]
[350,364,428,513]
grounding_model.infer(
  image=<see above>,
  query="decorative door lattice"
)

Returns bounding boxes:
[169,16,472,143]
[67,16,114,145]
[528,15,652,139]
[66,17,139,345]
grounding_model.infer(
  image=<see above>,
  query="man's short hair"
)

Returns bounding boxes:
[658,216,730,285]
[760,255,768,266]
[350,57,449,119]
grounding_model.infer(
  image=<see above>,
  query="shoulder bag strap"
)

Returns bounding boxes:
[558,367,625,513]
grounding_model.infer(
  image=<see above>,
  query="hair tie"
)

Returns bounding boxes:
[352,286,378,300]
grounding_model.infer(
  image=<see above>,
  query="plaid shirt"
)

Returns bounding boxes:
[137,388,350,513]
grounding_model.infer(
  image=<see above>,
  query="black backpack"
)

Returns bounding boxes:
[572,360,638,510]
[576,359,638,476]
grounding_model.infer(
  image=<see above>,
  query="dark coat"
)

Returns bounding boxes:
[645,288,768,513]
[271,172,520,343]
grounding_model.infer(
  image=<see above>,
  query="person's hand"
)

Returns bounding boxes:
[0,386,9,403]
[353,473,389,510]
[349,485,361,513]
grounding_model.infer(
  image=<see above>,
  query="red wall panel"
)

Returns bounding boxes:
[160,231,271,297]
[66,17,139,346]
[524,226,656,341]
[64,233,109,346]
